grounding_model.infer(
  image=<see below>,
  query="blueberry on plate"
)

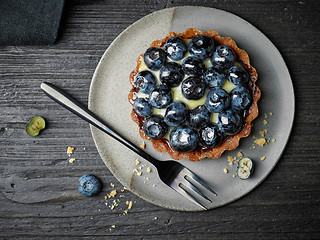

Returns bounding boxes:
[199,123,222,147]
[170,125,199,153]
[165,36,187,61]
[149,85,173,109]
[188,35,214,60]
[218,109,243,135]
[144,47,167,70]
[206,88,230,113]
[78,174,102,197]
[227,65,249,85]
[189,105,211,129]
[182,56,205,76]
[160,62,184,87]
[211,45,236,70]
[164,101,189,127]
[133,98,153,117]
[143,115,168,139]
[204,67,226,88]
[135,70,157,94]
[230,86,252,111]
[181,76,206,100]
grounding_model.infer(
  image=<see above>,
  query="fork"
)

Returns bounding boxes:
[41,82,217,210]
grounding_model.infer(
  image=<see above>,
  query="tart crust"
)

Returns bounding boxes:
[128,28,261,162]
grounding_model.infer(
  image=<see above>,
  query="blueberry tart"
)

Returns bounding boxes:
[129,28,260,161]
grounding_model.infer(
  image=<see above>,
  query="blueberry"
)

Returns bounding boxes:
[227,66,249,85]
[78,174,102,197]
[218,109,243,135]
[135,71,157,94]
[133,98,153,117]
[165,36,187,61]
[204,67,226,88]
[164,101,189,127]
[144,47,167,70]
[199,123,222,147]
[170,126,199,153]
[181,76,206,100]
[230,86,252,111]
[149,85,173,109]
[211,45,236,70]
[160,62,184,87]
[206,88,230,113]
[182,56,205,76]
[143,115,168,139]
[188,35,214,60]
[189,105,211,129]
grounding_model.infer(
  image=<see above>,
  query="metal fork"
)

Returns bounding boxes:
[41,82,217,210]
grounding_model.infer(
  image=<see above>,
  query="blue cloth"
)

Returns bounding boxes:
[0,0,65,45]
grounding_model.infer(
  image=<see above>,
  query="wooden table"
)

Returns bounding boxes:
[1,0,319,239]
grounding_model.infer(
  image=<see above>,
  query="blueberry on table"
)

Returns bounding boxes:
[204,67,226,88]
[160,62,184,87]
[181,76,206,100]
[143,115,168,139]
[26,116,46,136]
[199,123,222,147]
[149,85,173,109]
[227,65,249,85]
[135,70,157,94]
[182,56,205,76]
[133,98,153,117]
[170,126,199,153]
[78,174,102,197]
[143,47,167,70]
[206,88,230,113]
[165,36,187,61]
[188,35,214,60]
[164,101,189,127]
[230,86,252,111]
[211,45,236,70]
[189,105,211,129]
[218,109,243,135]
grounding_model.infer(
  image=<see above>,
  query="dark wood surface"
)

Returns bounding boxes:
[1,0,319,239]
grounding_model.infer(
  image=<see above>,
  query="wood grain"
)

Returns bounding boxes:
[1,0,319,239]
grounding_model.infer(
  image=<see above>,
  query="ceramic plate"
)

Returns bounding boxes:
[88,6,294,211]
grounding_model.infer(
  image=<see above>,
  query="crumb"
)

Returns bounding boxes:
[133,169,142,176]
[126,200,133,209]
[254,138,267,147]
[90,217,93,220]
[135,159,140,165]
[271,138,276,142]
[223,168,228,174]
[269,112,273,116]
[154,217,158,220]
[111,225,116,228]
[121,188,125,192]
[152,184,156,187]
[140,141,146,149]
[104,196,108,200]
[263,119,268,125]
[109,190,117,198]
[67,146,74,156]
[237,151,243,158]
[105,202,108,206]
[227,156,234,165]
[123,210,128,214]
[110,183,115,188]
[147,167,152,173]
[232,175,236,178]
[264,113,268,118]
[259,129,268,137]
[68,158,76,163]
[261,156,266,161]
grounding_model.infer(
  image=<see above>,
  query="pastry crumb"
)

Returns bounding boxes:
[111,225,116,228]
[67,146,74,156]
[263,119,268,125]
[254,138,267,147]
[147,167,152,173]
[110,183,115,188]
[109,190,117,198]
[269,112,273,116]
[261,156,266,161]
[68,158,76,163]
[223,168,228,174]
[140,141,146,149]
[126,200,133,209]
[135,159,140,165]
[237,151,243,158]
[259,129,268,137]
[271,138,276,142]
[228,156,235,165]
[133,169,142,176]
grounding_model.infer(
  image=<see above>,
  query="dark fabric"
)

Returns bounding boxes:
[0,0,65,45]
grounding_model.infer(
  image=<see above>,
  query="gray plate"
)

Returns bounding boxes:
[88,6,294,211]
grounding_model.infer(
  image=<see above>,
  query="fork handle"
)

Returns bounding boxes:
[41,82,157,163]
